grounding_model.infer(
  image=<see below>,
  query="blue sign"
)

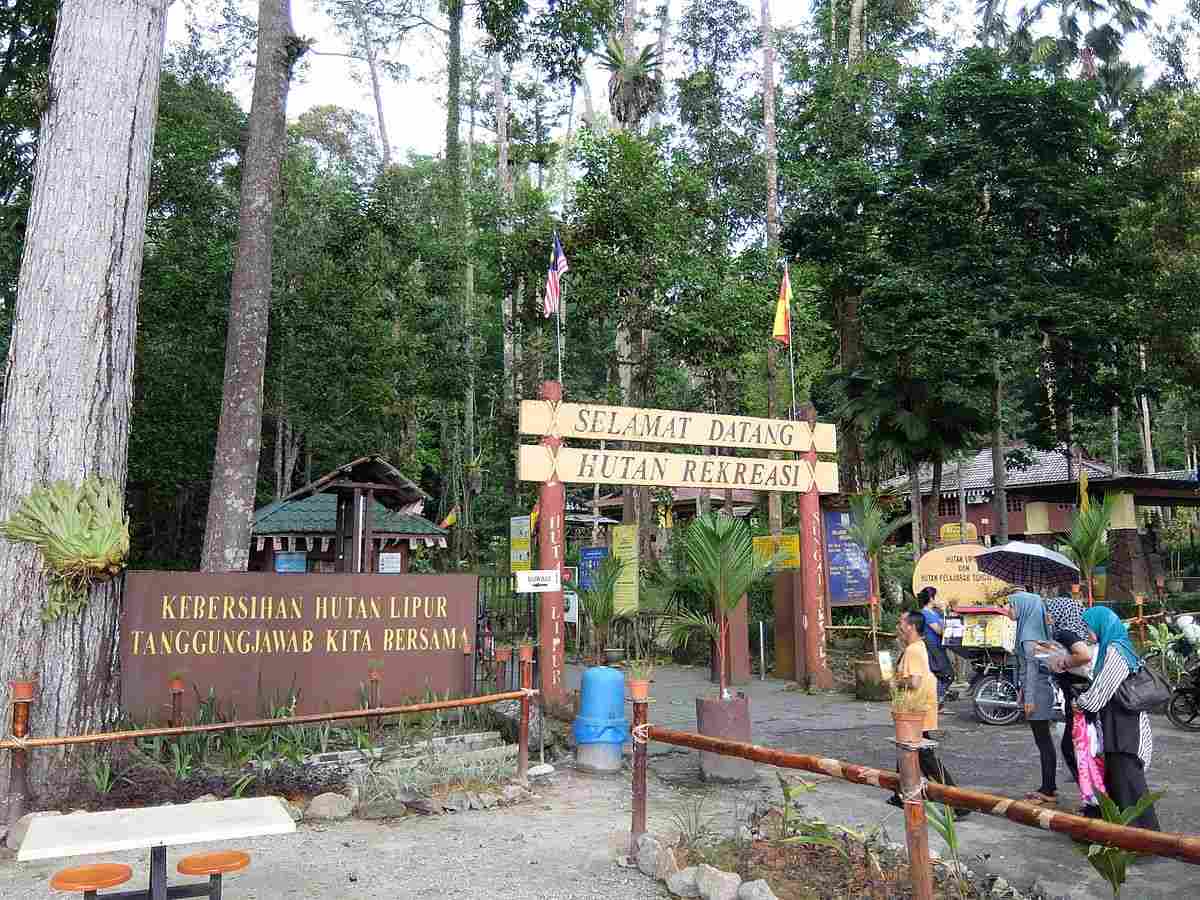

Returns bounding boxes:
[274,551,308,574]
[823,510,870,606]
[578,546,609,591]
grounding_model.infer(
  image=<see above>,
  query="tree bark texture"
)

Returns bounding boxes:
[0,0,168,802]
[958,456,968,541]
[908,459,923,561]
[926,456,943,547]
[991,359,1009,544]
[847,0,865,64]
[201,0,299,572]
[358,8,391,167]
[762,0,782,537]
[494,56,514,417]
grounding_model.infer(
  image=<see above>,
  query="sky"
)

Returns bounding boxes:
[165,0,1189,162]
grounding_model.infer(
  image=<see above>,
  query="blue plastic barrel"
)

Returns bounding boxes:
[573,666,628,747]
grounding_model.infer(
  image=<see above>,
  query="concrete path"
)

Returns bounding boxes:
[565,663,1200,899]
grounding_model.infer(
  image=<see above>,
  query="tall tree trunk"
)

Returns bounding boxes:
[461,58,477,563]
[847,0,865,64]
[273,410,285,500]
[647,4,670,131]
[958,455,968,541]
[0,0,169,802]
[1138,345,1155,474]
[908,457,923,561]
[1111,405,1120,472]
[617,314,636,526]
[494,55,514,417]
[202,1,300,571]
[926,455,943,547]
[580,74,599,130]
[762,0,782,538]
[350,0,390,167]
[991,358,1009,544]
[837,291,864,493]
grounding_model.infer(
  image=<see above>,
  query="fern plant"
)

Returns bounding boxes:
[0,477,130,620]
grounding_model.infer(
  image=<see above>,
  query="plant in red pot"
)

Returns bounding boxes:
[578,554,627,666]
[667,514,772,783]
[517,635,534,663]
[626,658,653,701]
[891,683,928,745]
[167,671,186,695]
[9,676,36,702]
[367,659,384,682]
[495,645,512,664]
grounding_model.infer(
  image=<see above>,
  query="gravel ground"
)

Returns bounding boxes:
[0,768,669,900]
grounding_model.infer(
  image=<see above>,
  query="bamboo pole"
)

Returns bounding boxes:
[645,726,1200,863]
[0,691,532,752]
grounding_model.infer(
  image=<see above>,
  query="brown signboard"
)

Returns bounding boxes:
[120,571,476,720]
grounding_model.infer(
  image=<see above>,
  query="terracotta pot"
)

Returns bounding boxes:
[367,671,383,683]
[9,680,35,702]
[628,678,650,701]
[892,710,926,745]
[168,678,185,695]
[495,647,512,663]
[518,644,534,663]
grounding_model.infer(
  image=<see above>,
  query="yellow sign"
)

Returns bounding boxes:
[611,524,639,613]
[519,400,837,454]
[753,534,800,570]
[519,445,840,494]
[509,515,531,573]
[961,613,1016,652]
[912,544,1010,606]
[938,522,978,543]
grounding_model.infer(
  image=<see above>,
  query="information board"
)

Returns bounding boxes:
[823,509,871,606]
[509,515,531,573]
[578,546,608,591]
[611,525,639,613]
[274,551,307,574]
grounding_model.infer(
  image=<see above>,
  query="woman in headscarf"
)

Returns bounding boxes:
[1076,607,1159,830]
[1044,595,1099,810]
[1006,591,1058,805]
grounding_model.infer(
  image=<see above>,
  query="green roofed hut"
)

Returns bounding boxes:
[249,455,446,574]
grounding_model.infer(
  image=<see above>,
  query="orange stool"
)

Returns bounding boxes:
[176,850,250,899]
[50,863,132,898]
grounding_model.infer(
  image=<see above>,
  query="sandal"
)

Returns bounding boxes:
[1023,791,1058,806]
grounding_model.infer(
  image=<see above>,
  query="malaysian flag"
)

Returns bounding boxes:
[542,232,569,318]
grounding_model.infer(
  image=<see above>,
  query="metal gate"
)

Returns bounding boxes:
[474,574,538,693]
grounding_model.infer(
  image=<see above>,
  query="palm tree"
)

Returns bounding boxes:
[1063,493,1117,606]
[1008,0,1152,74]
[578,554,627,663]
[847,494,912,656]
[667,514,772,700]
[597,35,663,130]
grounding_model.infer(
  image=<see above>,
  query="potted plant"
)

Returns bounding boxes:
[667,514,771,782]
[846,494,910,700]
[627,658,653,701]
[578,555,627,665]
[9,676,36,702]
[891,683,927,744]
[495,644,512,664]
[167,672,186,695]
[1063,485,1117,606]
[367,659,384,682]
[517,635,534,663]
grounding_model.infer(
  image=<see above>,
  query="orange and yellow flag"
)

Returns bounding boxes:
[772,267,792,345]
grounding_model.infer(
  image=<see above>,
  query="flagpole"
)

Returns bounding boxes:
[556,303,564,384]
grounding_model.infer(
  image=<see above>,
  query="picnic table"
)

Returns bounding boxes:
[18,796,295,899]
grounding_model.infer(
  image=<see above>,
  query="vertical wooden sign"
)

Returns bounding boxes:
[537,382,567,708]
[798,405,833,689]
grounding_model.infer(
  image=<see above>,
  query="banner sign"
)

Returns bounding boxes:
[578,546,608,590]
[515,569,562,593]
[611,525,639,613]
[519,445,839,494]
[120,572,476,719]
[509,515,531,573]
[520,400,836,454]
[912,544,1011,605]
[939,522,979,543]
[753,534,800,570]
[824,509,871,606]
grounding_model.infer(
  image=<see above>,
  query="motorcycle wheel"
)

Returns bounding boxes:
[973,674,1021,726]
[1167,689,1200,732]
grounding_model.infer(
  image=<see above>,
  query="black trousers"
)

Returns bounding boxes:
[891,730,956,802]
[1104,752,1160,831]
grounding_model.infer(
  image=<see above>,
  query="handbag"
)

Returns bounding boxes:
[1114,664,1171,713]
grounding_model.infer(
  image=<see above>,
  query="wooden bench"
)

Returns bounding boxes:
[50,863,132,898]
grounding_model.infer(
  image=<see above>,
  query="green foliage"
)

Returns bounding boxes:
[1078,791,1166,898]
[0,478,130,620]
[1063,495,1117,600]
[578,554,626,652]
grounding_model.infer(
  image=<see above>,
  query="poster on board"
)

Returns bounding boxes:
[823,509,871,606]
[510,515,531,573]
[611,524,639,613]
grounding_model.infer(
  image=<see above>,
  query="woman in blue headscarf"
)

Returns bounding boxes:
[1006,591,1058,805]
[1077,606,1159,830]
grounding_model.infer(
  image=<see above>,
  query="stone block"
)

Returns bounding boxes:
[5,811,61,851]
[738,881,778,900]
[636,833,662,877]
[667,866,701,898]
[305,792,353,821]
[695,863,741,900]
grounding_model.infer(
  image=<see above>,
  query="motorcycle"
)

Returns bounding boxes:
[1164,614,1200,732]
[950,645,1066,726]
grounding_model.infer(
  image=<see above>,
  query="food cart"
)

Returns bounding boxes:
[945,605,1021,725]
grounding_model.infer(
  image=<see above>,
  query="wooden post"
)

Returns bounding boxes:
[518,657,531,782]
[799,405,833,689]
[351,487,363,573]
[364,488,375,573]
[7,685,32,830]
[1136,594,1146,643]
[898,742,935,900]
[630,697,648,856]
[537,380,567,708]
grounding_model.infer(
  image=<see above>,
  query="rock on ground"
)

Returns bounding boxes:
[668,866,701,898]
[356,800,410,821]
[695,863,741,900]
[738,880,779,900]
[655,842,680,881]
[5,811,61,852]
[305,792,354,821]
[492,699,543,747]
[635,834,662,878]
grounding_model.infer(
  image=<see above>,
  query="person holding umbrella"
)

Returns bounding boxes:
[1007,590,1060,807]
